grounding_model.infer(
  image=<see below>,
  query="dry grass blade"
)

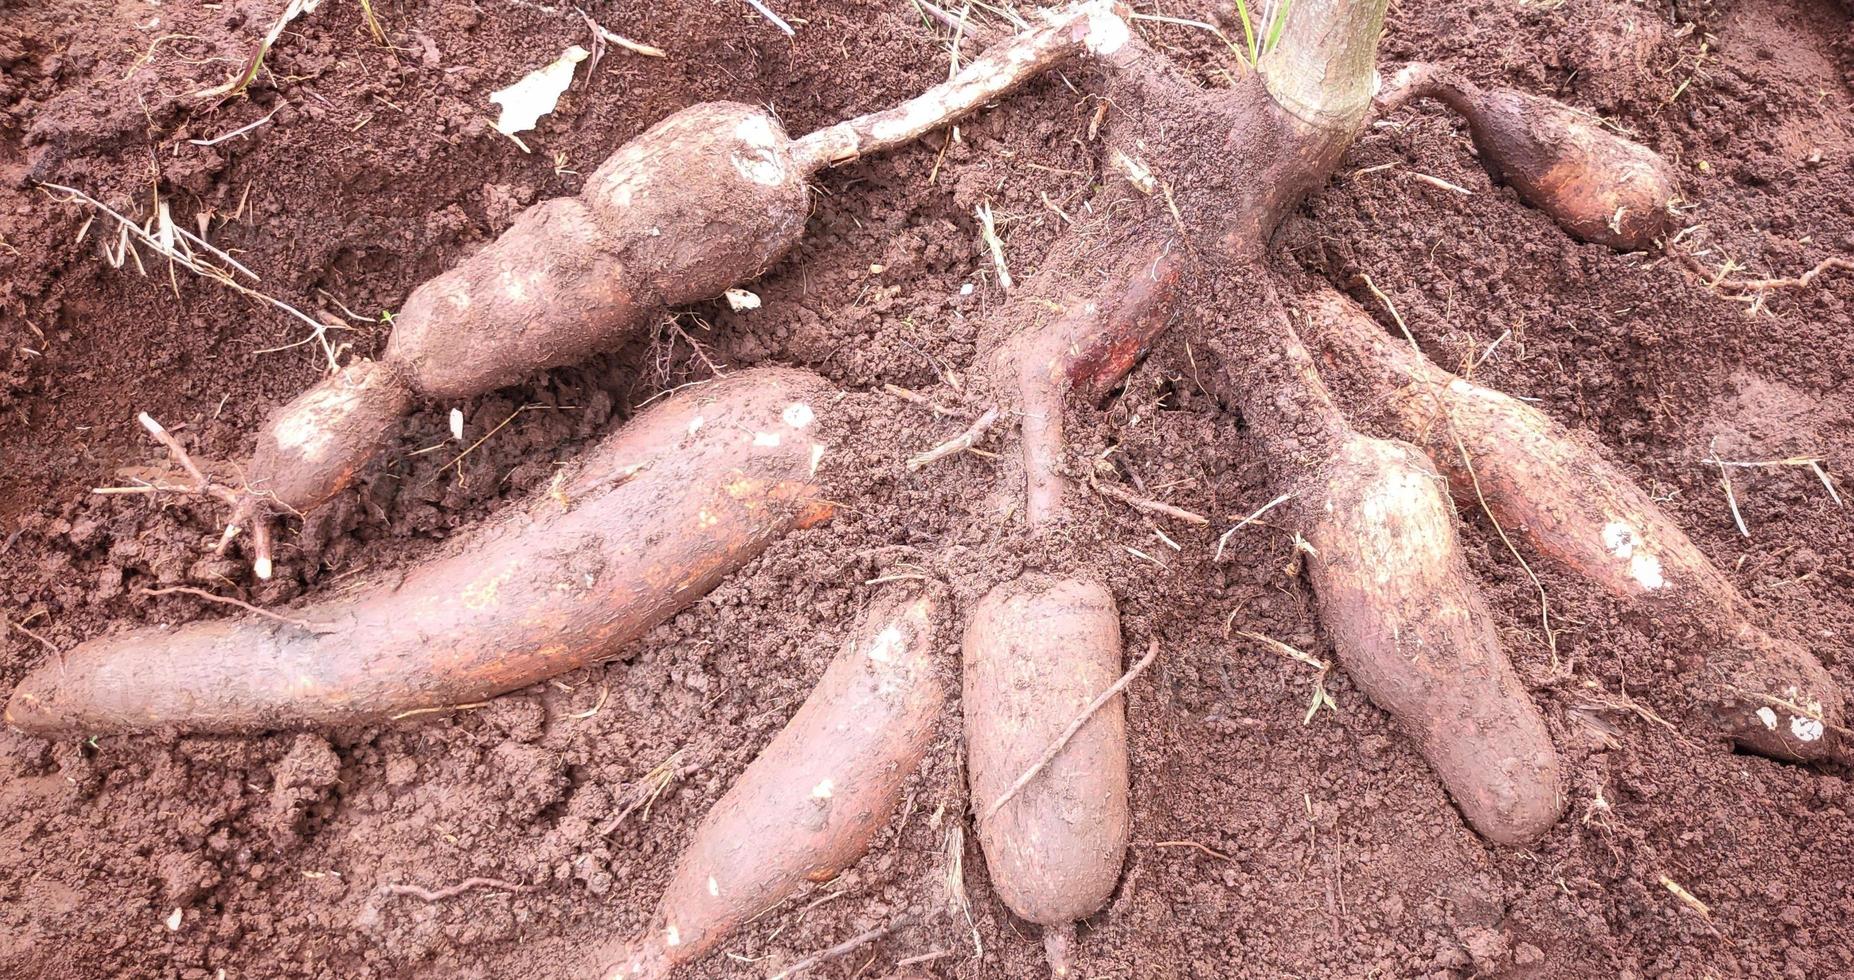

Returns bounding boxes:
[597,748,686,835]
[906,406,999,471]
[577,5,668,57]
[1700,450,1843,509]
[975,201,1012,290]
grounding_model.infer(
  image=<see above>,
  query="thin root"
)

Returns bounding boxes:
[141,586,328,632]
[766,914,919,980]
[984,637,1160,820]
[906,406,1000,471]
[374,877,536,903]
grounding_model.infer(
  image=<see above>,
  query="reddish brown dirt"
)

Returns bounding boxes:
[3,1,1853,978]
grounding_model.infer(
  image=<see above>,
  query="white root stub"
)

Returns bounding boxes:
[729,115,787,186]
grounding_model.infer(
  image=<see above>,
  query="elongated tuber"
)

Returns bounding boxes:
[1377,64,1678,250]
[1298,285,1842,759]
[1207,305,1564,844]
[594,586,946,980]
[6,369,835,735]
[1305,433,1566,843]
[964,574,1131,973]
[164,0,1134,576]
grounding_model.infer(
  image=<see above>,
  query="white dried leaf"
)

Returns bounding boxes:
[723,288,761,311]
[490,46,589,136]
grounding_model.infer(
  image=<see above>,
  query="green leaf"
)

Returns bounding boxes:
[1264,0,1295,57]
[1231,0,1259,65]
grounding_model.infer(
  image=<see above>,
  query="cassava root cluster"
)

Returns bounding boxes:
[13,2,1841,978]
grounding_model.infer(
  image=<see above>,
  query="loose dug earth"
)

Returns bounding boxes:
[3,0,1854,977]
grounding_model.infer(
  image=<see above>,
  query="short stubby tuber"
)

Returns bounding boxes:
[1377,64,1679,250]
[963,575,1132,974]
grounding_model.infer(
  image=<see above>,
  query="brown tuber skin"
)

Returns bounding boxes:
[5,369,835,735]
[593,587,946,980]
[1377,65,1680,250]
[1306,434,1566,843]
[1210,314,1565,845]
[245,101,813,534]
[1299,285,1843,759]
[189,1,1136,575]
[963,575,1131,974]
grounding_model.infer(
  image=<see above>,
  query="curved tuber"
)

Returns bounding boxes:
[594,586,946,980]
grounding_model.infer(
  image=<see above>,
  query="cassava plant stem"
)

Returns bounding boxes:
[1257,0,1389,130]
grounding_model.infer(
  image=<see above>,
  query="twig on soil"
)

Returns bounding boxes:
[374,877,536,903]
[1089,477,1209,525]
[136,412,214,491]
[1140,839,1233,861]
[984,637,1160,820]
[575,6,667,57]
[142,586,331,632]
[883,384,966,418]
[1402,170,1473,195]
[1214,492,1293,561]
[905,406,999,471]
[1657,873,1730,942]
[767,915,920,980]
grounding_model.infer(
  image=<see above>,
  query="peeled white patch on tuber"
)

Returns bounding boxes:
[490,46,589,136]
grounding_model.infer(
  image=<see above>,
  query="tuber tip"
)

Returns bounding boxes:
[1043,921,1077,977]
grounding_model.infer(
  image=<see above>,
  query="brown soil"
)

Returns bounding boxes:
[3,1,1853,978]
